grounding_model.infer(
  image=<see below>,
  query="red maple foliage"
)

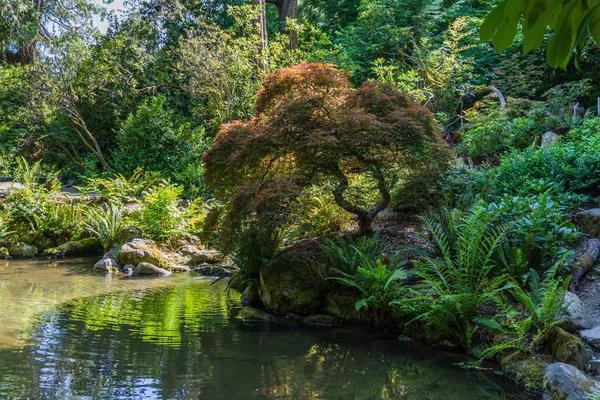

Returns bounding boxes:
[204,62,451,248]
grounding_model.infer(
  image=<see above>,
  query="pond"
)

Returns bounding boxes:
[0,259,537,399]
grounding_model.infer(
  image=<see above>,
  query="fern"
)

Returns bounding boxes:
[84,204,129,252]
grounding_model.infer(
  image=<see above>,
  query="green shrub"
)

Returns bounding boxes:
[80,167,164,202]
[112,95,208,187]
[140,184,184,239]
[85,204,129,252]
[457,109,536,158]
[398,207,513,348]
[322,231,385,274]
[487,118,600,196]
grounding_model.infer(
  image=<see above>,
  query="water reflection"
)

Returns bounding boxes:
[0,261,537,399]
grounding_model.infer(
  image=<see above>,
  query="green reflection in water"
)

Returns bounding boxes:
[0,261,537,400]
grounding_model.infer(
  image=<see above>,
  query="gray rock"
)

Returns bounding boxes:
[190,250,225,264]
[123,264,135,274]
[579,326,600,349]
[543,363,600,400]
[117,238,172,270]
[93,249,120,273]
[558,292,593,332]
[134,262,172,276]
[541,131,560,147]
[237,306,272,322]
[576,209,600,238]
[9,242,38,259]
[179,245,202,256]
[193,264,237,277]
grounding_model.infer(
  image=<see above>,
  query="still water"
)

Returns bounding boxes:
[0,259,537,399]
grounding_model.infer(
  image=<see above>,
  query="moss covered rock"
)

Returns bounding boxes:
[237,306,272,323]
[303,314,338,327]
[117,238,172,270]
[9,242,38,259]
[258,253,325,315]
[545,327,588,369]
[544,363,600,400]
[43,238,103,258]
[0,247,9,258]
[501,351,549,392]
[323,294,365,323]
[93,249,120,273]
[576,209,600,237]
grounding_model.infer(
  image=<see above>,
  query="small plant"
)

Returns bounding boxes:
[80,167,164,202]
[85,204,128,252]
[140,184,184,239]
[330,251,407,316]
[399,207,514,349]
[321,231,385,274]
[511,254,571,342]
[0,212,13,239]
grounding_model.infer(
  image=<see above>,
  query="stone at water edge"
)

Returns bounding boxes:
[117,238,172,270]
[0,247,9,258]
[303,314,338,327]
[190,250,225,264]
[9,242,38,259]
[134,262,172,276]
[557,292,593,332]
[43,238,103,258]
[179,245,202,257]
[93,257,120,273]
[123,264,135,275]
[237,306,272,322]
[579,326,600,350]
[543,363,600,400]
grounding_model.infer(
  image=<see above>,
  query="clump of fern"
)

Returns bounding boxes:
[322,231,384,274]
[397,206,514,349]
[324,231,408,323]
[84,204,129,252]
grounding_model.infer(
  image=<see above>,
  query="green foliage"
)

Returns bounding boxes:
[486,118,600,196]
[112,95,208,185]
[399,207,514,348]
[26,201,83,243]
[457,109,536,158]
[80,167,164,202]
[480,0,600,68]
[84,204,128,252]
[511,255,571,342]
[324,231,407,321]
[290,187,353,239]
[321,231,385,274]
[140,185,184,239]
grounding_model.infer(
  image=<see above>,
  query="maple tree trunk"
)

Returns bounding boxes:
[253,0,269,72]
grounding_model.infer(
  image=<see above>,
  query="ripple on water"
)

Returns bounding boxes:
[0,259,538,399]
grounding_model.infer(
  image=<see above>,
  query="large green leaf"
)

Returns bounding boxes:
[546,0,583,68]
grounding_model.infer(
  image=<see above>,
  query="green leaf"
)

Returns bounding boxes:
[589,5,600,44]
[481,3,506,41]
[523,1,562,53]
[547,0,584,69]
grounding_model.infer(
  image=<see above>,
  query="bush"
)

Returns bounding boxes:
[112,95,208,188]
[487,118,600,196]
[85,204,129,252]
[140,184,184,239]
[456,109,536,158]
[80,168,164,202]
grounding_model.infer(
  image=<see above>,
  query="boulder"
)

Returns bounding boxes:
[237,306,272,323]
[123,264,135,275]
[93,249,120,273]
[117,239,172,270]
[541,131,560,147]
[303,314,338,327]
[43,238,103,258]
[576,209,600,238]
[0,247,9,258]
[193,264,238,278]
[9,242,38,259]
[501,351,549,392]
[543,363,600,400]
[323,294,365,323]
[190,250,225,264]
[134,262,172,276]
[545,327,588,369]
[179,245,202,257]
[557,292,593,332]
[258,254,325,315]
[579,326,600,350]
